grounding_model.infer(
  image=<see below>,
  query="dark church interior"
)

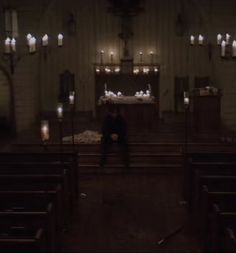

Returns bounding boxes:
[1,0,236,252]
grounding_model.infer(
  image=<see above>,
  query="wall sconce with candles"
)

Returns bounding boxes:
[189,33,236,60]
[3,33,64,74]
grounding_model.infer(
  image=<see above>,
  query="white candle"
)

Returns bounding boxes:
[57,103,63,119]
[11,38,16,52]
[232,40,236,57]
[217,34,222,45]
[26,33,32,45]
[190,35,195,45]
[198,34,204,45]
[29,37,36,53]
[150,51,154,63]
[42,34,48,46]
[226,33,231,45]
[100,50,104,64]
[221,40,226,57]
[139,51,143,62]
[41,120,49,142]
[184,92,190,105]
[110,52,114,64]
[5,37,11,53]
[69,91,75,105]
[57,33,63,46]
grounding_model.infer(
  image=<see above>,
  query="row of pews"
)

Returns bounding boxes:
[0,151,78,252]
[184,150,236,253]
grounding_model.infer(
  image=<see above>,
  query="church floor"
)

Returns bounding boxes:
[62,172,203,253]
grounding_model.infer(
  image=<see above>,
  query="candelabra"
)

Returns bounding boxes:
[3,33,64,74]
[69,91,76,150]
[183,91,190,155]
[40,120,50,151]
[57,103,64,153]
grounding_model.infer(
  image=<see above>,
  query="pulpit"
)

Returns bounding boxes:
[192,88,222,138]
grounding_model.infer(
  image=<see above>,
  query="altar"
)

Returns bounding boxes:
[98,95,158,130]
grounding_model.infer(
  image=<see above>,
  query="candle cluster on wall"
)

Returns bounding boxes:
[4,33,64,54]
[189,33,236,58]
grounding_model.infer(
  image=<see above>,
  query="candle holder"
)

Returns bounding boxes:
[69,91,76,149]
[40,120,50,151]
[57,103,64,153]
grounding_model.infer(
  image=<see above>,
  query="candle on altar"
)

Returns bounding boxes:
[57,103,63,119]
[100,50,104,64]
[41,120,50,142]
[184,92,190,105]
[5,37,11,53]
[11,38,16,52]
[110,51,114,64]
[42,34,49,46]
[217,34,222,45]
[232,40,236,57]
[221,40,226,57]
[29,37,36,53]
[69,91,75,105]
[139,51,143,63]
[149,51,154,64]
[190,35,195,45]
[226,33,231,45]
[26,33,32,46]
[198,34,204,45]
[57,34,63,46]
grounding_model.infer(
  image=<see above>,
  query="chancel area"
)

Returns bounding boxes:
[1,0,236,252]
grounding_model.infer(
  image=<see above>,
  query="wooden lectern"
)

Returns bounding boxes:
[193,88,221,139]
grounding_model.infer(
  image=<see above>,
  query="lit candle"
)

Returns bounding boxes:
[57,34,63,46]
[69,91,75,105]
[190,35,195,45]
[100,50,104,64]
[184,92,189,105]
[41,120,49,142]
[29,37,36,53]
[26,33,32,45]
[217,34,222,45]
[42,34,48,46]
[226,33,231,45]
[232,40,236,57]
[149,51,154,64]
[110,51,114,64]
[11,38,16,52]
[139,51,143,63]
[5,37,11,53]
[221,40,226,57]
[57,103,63,119]
[198,34,204,45]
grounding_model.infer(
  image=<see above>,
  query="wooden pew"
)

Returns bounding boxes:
[208,204,236,252]
[184,152,236,203]
[192,173,236,212]
[223,227,236,253]
[0,152,79,199]
[0,174,71,226]
[0,163,75,214]
[0,197,56,252]
[0,227,45,253]
[199,188,236,248]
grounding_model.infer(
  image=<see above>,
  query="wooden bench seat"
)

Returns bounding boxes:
[0,227,45,253]
[0,199,56,252]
